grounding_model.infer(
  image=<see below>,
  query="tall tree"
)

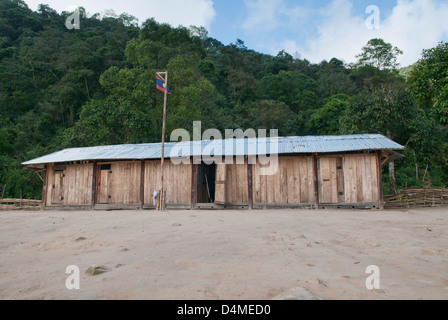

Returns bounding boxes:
[341,82,440,194]
[409,41,448,124]
[356,38,403,70]
[308,94,350,135]
[246,100,297,136]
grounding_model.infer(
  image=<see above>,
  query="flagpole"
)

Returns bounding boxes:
[160,71,168,211]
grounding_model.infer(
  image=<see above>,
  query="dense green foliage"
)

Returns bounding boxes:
[355,38,403,70]
[410,41,448,124]
[0,0,447,199]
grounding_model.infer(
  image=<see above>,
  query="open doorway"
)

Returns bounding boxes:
[197,162,216,204]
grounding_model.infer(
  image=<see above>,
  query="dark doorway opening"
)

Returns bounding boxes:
[197,162,216,204]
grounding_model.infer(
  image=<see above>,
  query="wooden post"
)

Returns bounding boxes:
[91,162,98,210]
[247,159,253,210]
[377,151,384,210]
[41,167,47,210]
[313,153,319,210]
[191,163,197,210]
[336,157,345,204]
[159,71,168,211]
[140,160,145,210]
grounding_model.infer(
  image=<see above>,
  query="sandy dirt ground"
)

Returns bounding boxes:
[0,208,447,300]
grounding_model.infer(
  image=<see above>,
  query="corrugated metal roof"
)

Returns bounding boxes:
[22,134,405,166]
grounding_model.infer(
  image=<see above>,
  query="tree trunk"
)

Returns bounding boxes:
[389,160,397,195]
[387,128,397,195]
[84,75,91,100]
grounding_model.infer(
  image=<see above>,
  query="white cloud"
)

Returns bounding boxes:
[282,0,448,67]
[242,0,309,33]
[381,0,448,65]
[24,0,216,29]
[242,0,283,32]
[288,0,366,64]
[282,40,302,59]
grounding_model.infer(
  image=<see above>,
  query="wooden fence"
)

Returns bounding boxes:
[385,189,448,208]
[3,192,447,210]
[0,198,42,210]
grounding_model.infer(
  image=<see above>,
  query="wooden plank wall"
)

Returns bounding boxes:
[318,158,339,204]
[225,159,249,204]
[46,164,93,206]
[253,156,315,204]
[97,168,111,204]
[43,153,381,209]
[343,154,379,204]
[64,164,94,205]
[52,171,63,204]
[107,162,141,205]
[46,164,55,205]
[144,161,192,205]
[214,163,227,205]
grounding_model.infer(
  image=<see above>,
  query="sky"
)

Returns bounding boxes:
[24,0,448,67]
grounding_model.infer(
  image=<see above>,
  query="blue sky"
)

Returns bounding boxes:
[211,0,395,50]
[24,0,448,66]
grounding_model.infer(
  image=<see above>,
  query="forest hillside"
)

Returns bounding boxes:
[0,0,447,199]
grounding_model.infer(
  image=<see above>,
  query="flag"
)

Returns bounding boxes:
[156,75,171,94]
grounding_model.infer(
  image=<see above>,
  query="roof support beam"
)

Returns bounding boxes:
[32,170,44,182]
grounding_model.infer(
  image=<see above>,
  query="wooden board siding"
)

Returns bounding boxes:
[115,162,140,205]
[97,168,112,204]
[336,158,345,203]
[215,162,227,205]
[43,153,381,210]
[64,164,94,205]
[144,161,192,206]
[318,157,338,204]
[46,164,93,206]
[377,151,384,209]
[253,156,316,205]
[45,164,53,206]
[191,164,198,208]
[318,157,345,204]
[225,158,249,204]
[343,154,379,204]
[144,161,161,206]
[51,171,64,204]
[247,162,253,209]
[96,162,141,205]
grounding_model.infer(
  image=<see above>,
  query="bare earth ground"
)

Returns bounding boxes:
[0,208,447,300]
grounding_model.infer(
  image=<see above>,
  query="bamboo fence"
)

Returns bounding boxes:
[385,189,448,208]
[0,198,42,210]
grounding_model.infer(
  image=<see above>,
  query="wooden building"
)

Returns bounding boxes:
[22,134,405,210]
